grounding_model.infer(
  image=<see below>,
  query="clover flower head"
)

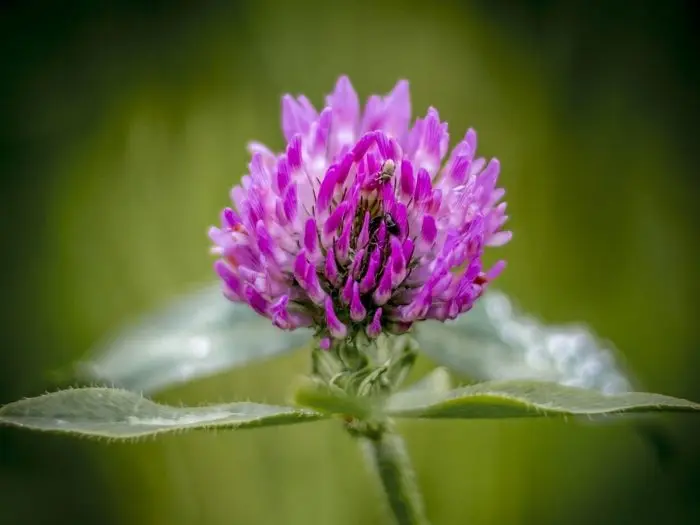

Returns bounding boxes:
[209,76,511,343]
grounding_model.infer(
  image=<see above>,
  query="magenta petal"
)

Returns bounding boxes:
[346,183,361,216]
[274,201,289,226]
[304,218,319,254]
[465,128,477,153]
[359,248,380,293]
[390,236,406,286]
[383,79,411,138]
[487,230,512,247]
[428,189,442,214]
[304,265,327,305]
[306,274,326,304]
[449,155,470,184]
[414,168,431,202]
[244,285,268,316]
[255,221,275,258]
[399,159,415,198]
[271,295,291,329]
[214,260,241,296]
[325,297,347,339]
[275,159,290,194]
[432,272,454,296]
[421,215,438,244]
[336,221,352,263]
[480,158,501,190]
[366,308,383,338]
[352,132,376,161]
[286,135,302,171]
[376,221,387,248]
[376,133,399,160]
[350,281,367,321]
[373,266,393,305]
[312,108,332,154]
[293,252,308,282]
[327,75,359,126]
[366,153,380,178]
[399,295,427,323]
[486,260,507,279]
[317,167,338,214]
[222,207,240,229]
[361,95,382,132]
[281,95,298,142]
[282,184,298,222]
[402,238,415,262]
[357,211,371,249]
[489,188,506,207]
[336,151,355,184]
[350,248,366,279]
[381,181,396,209]
[392,202,408,239]
[323,202,349,237]
[324,251,340,285]
[424,108,444,157]
[341,275,354,305]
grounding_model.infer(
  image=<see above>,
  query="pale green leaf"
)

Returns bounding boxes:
[292,378,377,421]
[414,290,633,394]
[385,380,700,420]
[76,284,312,394]
[0,387,324,439]
[390,367,452,401]
[384,367,454,427]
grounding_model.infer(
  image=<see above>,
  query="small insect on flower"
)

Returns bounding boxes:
[376,158,396,185]
[209,76,511,345]
[383,213,401,237]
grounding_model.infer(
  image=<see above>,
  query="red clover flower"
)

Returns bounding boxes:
[209,76,511,345]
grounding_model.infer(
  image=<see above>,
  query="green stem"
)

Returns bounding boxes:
[360,430,430,525]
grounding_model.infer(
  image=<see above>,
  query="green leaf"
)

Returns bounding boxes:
[76,284,312,394]
[414,290,633,394]
[385,380,700,420]
[293,378,377,421]
[393,367,452,397]
[0,388,324,439]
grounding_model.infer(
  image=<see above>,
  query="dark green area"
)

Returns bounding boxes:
[1,1,699,524]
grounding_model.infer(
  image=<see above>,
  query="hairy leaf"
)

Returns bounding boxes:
[76,284,312,394]
[385,380,700,419]
[0,388,323,439]
[414,290,633,394]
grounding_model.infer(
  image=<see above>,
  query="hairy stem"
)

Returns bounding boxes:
[360,429,430,525]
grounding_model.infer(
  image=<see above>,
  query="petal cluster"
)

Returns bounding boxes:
[209,76,510,342]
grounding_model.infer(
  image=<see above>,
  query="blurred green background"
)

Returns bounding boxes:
[1,0,699,523]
